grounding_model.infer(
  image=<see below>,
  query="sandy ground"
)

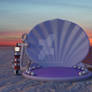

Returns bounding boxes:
[0,47,92,92]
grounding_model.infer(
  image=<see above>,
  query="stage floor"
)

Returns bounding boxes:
[0,47,92,92]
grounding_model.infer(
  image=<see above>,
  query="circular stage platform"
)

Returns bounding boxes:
[23,67,92,81]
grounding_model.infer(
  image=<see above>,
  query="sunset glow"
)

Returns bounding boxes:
[89,38,92,46]
[0,40,21,46]
[0,30,92,46]
[0,32,23,46]
[0,0,92,46]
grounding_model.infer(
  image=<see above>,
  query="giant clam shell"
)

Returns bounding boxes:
[25,19,89,67]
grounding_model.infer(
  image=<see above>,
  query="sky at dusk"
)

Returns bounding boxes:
[0,0,92,46]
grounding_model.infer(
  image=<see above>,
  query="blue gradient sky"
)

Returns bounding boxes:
[0,0,92,45]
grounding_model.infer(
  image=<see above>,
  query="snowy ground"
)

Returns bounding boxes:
[0,47,92,92]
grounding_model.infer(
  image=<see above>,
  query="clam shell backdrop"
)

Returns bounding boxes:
[25,19,89,67]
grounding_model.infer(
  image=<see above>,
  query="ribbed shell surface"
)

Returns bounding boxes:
[26,19,89,67]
